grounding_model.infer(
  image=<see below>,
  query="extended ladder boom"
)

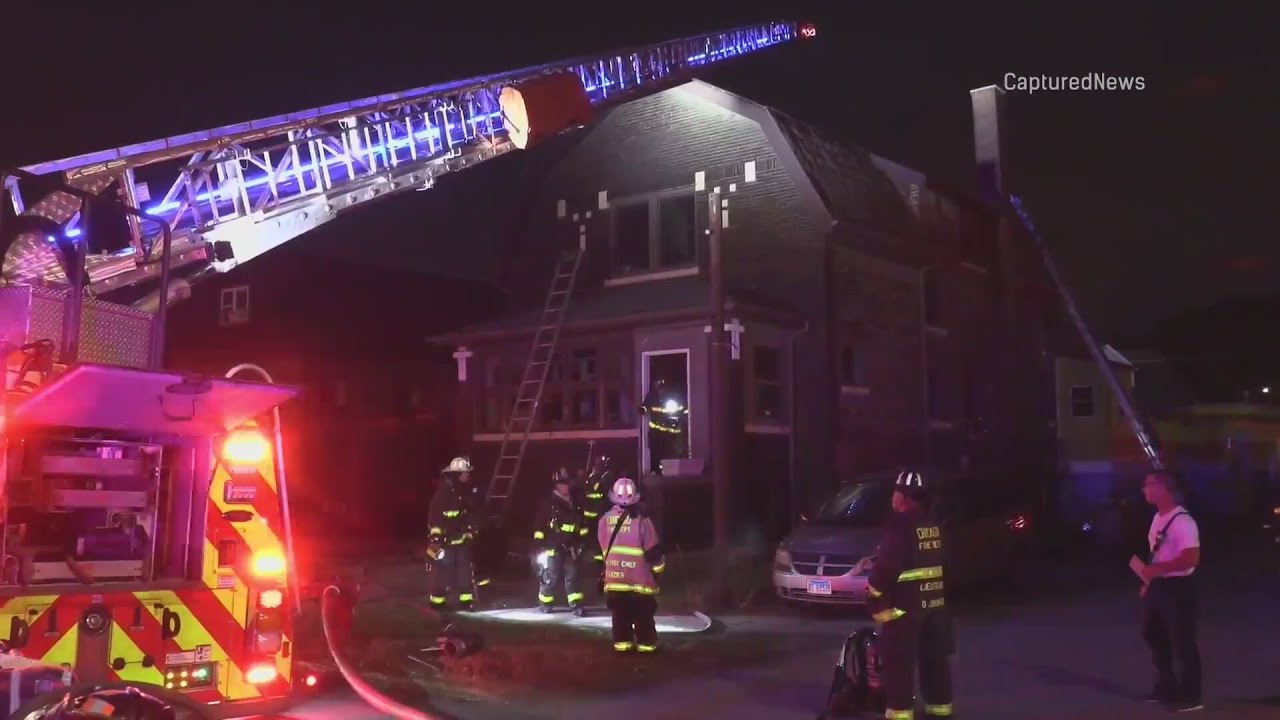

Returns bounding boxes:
[4,21,799,301]
[1009,195,1163,470]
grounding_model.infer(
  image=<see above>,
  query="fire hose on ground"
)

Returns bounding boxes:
[321,585,442,720]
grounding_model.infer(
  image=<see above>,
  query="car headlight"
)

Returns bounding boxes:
[773,547,792,572]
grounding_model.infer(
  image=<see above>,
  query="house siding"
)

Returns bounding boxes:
[832,248,927,476]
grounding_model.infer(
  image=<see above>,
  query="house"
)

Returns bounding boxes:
[162,243,502,551]
[433,78,1091,545]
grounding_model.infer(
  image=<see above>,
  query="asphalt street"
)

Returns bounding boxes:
[247,549,1280,720]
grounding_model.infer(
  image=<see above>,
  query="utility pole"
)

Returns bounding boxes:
[707,189,732,608]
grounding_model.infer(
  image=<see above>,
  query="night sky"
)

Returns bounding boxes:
[1,1,1270,337]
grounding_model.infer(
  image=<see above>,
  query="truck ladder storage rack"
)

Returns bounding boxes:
[5,22,799,303]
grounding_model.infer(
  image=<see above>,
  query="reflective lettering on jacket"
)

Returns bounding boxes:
[534,492,585,547]
[867,510,947,622]
[428,479,475,545]
[597,506,665,594]
[581,470,613,521]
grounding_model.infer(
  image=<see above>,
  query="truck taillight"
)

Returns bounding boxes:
[245,663,278,685]
[223,428,270,467]
[251,604,284,655]
[251,549,286,577]
[259,589,284,609]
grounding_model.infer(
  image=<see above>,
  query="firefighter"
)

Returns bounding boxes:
[460,467,493,592]
[638,379,688,475]
[427,457,478,612]
[533,469,589,615]
[581,454,615,563]
[858,470,954,719]
[598,476,665,653]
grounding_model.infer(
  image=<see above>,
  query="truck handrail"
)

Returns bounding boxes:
[1,166,175,371]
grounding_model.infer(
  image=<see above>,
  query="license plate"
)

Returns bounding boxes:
[807,578,832,595]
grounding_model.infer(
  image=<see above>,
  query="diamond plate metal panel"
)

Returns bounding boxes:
[0,286,154,368]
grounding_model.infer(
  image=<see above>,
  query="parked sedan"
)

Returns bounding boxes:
[773,472,1035,605]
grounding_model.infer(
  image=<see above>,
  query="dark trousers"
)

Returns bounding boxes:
[428,543,474,608]
[538,547,584,607]
[1143,576,1202,701]
[880,611,955,716]
[606,591,657,651]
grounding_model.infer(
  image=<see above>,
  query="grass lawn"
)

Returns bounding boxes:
[292,587,803,702]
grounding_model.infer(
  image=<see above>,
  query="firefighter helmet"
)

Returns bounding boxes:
[894,470,929,501]
[609,477,640,507]
[552,468,571,484]
[443,456,473,474]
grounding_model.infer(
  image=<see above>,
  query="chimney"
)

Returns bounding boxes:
[969,84,1006,204]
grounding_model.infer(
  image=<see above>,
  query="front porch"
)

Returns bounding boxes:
[432,274,805,546]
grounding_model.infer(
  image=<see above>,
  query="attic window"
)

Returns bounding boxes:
[219,286,250,326]
[611,192,698,278]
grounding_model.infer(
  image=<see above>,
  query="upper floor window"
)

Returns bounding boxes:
[611,193,697,277]
[219,285,250,326]
[840,344,868,388]
[1070,385,1095,418]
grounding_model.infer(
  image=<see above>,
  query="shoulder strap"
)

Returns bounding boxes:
[1159,510,1188,535]
[602,508,630,559]
[1151,511,1189,555]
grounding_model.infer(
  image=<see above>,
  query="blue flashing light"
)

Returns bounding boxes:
[38,23,796,243]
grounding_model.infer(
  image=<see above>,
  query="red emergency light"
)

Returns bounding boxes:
[800,23,817,39]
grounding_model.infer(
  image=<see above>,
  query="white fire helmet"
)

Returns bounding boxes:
[443,457,473,474]
[609,477,640,507]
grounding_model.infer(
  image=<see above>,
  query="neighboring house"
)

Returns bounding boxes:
[434,79,1078,544]
[1053,345,1141,469]
[163,245,502,550]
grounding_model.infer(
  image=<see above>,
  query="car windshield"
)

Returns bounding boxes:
[811,482,892,526]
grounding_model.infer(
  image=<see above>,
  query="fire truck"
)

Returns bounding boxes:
[0,20,806,718]
[0,192,302,715]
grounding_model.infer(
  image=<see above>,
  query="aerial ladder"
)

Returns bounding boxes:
[3,21,801,305]
[1009,196,1163,471]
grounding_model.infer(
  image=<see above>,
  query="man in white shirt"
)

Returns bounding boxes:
[1136,471,1203,712]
